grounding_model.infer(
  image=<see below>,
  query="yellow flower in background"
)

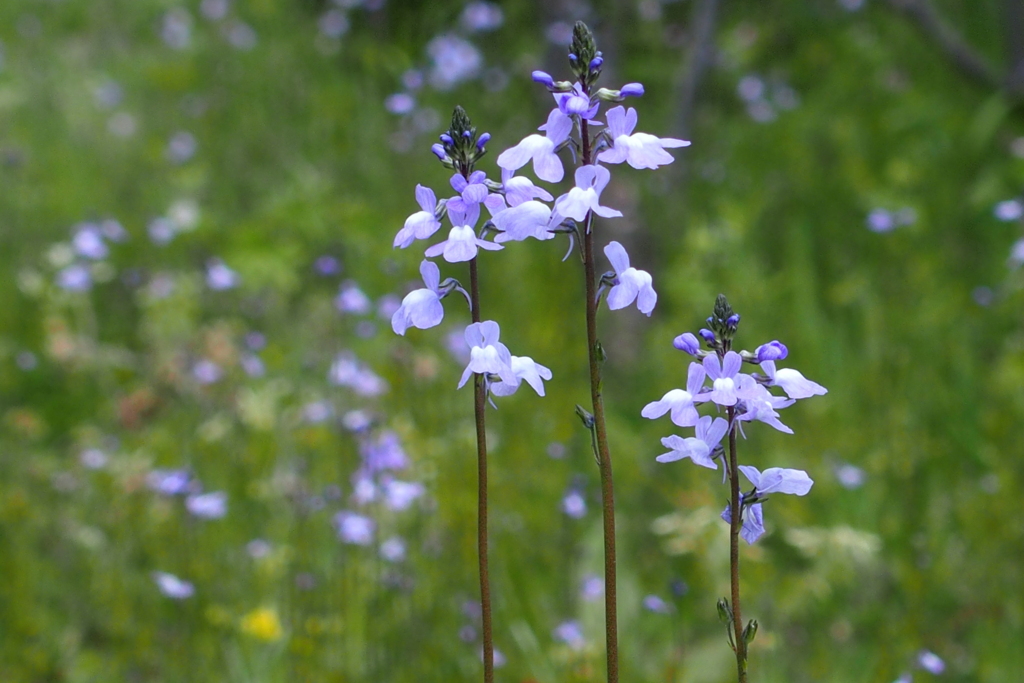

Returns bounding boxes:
[240,607,283,642]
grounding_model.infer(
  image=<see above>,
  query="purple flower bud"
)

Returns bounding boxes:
[568,53,578,62]
[462,130,472,139]
[620,82,644,98]
[726,313,740,328]
[673,332,700,356]
[589,56,603,71]
[430,143,446,160]
[476,132,490,151]
[699,328,716,344]
[439,133,454,145]
[754,340,788,362]
[532,70,554,88]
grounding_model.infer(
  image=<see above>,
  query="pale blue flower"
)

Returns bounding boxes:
[392,260,445,335]
[735,383,793,433]
[73,225,108,260]
[597,106,689,169]
[603,241,656,315]
[760,360,828,399]
[500,168,553,207]
[424,224,503,263]
[394,185,442,249]
[642,362,706,427]
[383,479,425,511]
[555,165,622,222]
[703,351,756,406]
[561,489,586,518]
[657,415,730,468]
[917,650,945,674]
[458,321,515,389]
[721,495,765,544]
[147,469,192,496]
[553,620,586,650]
[206,259,238,290]
[642,594,672,614]
[489,355,553,397]
[581,574,604,601]
[492,200,555,243]
[722,465,813,544]
[334,511,375,545]
[497,108,573,183]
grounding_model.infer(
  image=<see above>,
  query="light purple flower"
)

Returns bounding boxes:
[703,351,754,406]
[461,2,503,32]
[492,201,555,243]
[754,340,788,362]
[427,35,482,90]
[555,82,599,119]
[247,539,271,559]
[642,595,672,614]
[760,360,827,399]
[57,264,92,291]
[489,355,553,397]
[561,489,587,518]
[380,536,407,562]
[673,332,700,356]
[392,261,445,335]
[603,241,656,315]
[917,650,945,675]
[206,259,238,290]
[735,383,794,433]
[329,353,387,396]
[394,185,442,249]
[424,225,503,263]
[555,166,623,222]
[994,199,1023,221]
[553,620,586,650]
[383,479,425,511]
[834,463,866,489]
[740,465,814,496]
[80,448,108,469]
[497,108,573,183]
[1010,237,1024,267]
[385,93,416,115]
[656,415,730,468]
[361,431,408,472]
[500,168,553,207]
[192,359,223,384]
[186,491,227,519]
[153,572,195,599]
[642,362,706,427]
[721,496,766,545]
[73,226,108,260]
[597,106,690,169]
[446,171,491,227]
[147,469,192,496]
[334,511,375,545]
[240,353,265,377]
[581,574,604,601]
[458,321,515,389]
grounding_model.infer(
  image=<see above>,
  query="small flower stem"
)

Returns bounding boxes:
[726,404,748,683]
[468,255,494,683]
[580,116,619,683]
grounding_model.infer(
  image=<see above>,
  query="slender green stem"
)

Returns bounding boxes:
[727,404,747,683]
[469,257,493,683]
[580,116,619,683]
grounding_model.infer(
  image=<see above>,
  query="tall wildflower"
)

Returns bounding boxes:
[644,295,826,681]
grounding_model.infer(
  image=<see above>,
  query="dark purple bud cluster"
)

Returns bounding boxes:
[431,105,489,175]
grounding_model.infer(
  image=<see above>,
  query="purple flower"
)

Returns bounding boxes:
[721,496,766,545]
[80,448,107,469]
[458,321,515,389]
[360,431,408,472]
[553,620,586,650]
[192,359,223,384]
[328,354,387,396]
[642,362,706,427]
[394,185,442,249]
[532,70,555,88]
[380,536,407,562]
[656,415,730,468]
[489,355,553,397]
[460,2,503,32]
[73,225,108,260]
[555,82,599,119]
[334,511,375,545]
[57,264,92,291]
[620,82,644,98]
[392,261,445,335]
[555,166,623,222]
[446,170,490,227]
[500,168,553,207]
[383,479,425,511]
[760,360,827,399]
[581,574,604,601]
[153,572,195,599]
[186,491,227,519]
[497,108,573,183]
[240,353,265,377]
[735,383,794,433]
[703,351,756,406]
[916,650,945,675]
[147,469,192,496]
[597,106,690,169]
[561,489,587,518]
[642,595,672,614]
[1009,237,1024,267]
[754,340,788,362]
[673,332,700,356]
[492,201,555,243]
[424,224,503,263]
[206,259,238,290]
[427,35,482,90]
[336,282,371,314]
[603,241,657,315]
[994,199,1023,221]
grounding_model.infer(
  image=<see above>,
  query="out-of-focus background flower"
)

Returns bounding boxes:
[0,0,1021,681]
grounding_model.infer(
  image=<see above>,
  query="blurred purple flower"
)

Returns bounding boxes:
[57,264,92,291]
[73,225,108,260]
[148,469,192,496]
[336,282,371,314]
[834,463,865,489]
[186,491,227,519]
[361,431,408,472]
[314,255,341,275]
[334,511,375,545]
[240,353,265,377]
[562,489,587,519]
[319,10,349,38]
[192,359,223,384]
[995,199,1024,221]
[153,571,195,599]
[166,131,197,164]
[427,35,482,90]
[642,594,672,614]
[917,650,945,674]
[461,2,503,32]
[380,536,407,562]
[553,620,586,650]
[226,22,257,50]
[80,448,108,469]
[581,574,604,601]
[385,93,416,115]
[383,479,425,511]
[247,539,271,558]
[160,9,193,50]
[148,217,177,245]
[200,0,229,21]
[206,259,239,290]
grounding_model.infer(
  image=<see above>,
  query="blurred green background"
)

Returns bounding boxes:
[1,0,1022,681]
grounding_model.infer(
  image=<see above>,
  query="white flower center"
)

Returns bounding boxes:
[713,377,735,393]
